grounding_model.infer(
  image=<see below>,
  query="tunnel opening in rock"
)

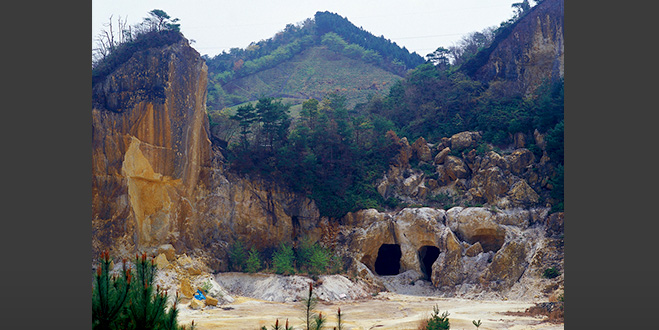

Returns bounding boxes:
[374,244,402,275]
[418,246,440,280]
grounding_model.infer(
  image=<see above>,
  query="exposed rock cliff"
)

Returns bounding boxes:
[92,36,319,261]
[466,0,564,95]
[92,37,212,254]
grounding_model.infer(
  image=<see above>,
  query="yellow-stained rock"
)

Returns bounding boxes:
[450,131,481,150]
[446,207,506,252]
[465,242,484,257]
[189,298,205,310]
[507,149,535,175]
[157,244,176,261]
[180,278,195,298]
[481,240,529,286]
[411,137,432,162]
[508,180,540,206]
[444,230,462,253]
[205,296,218,306]
[154,253,169,269]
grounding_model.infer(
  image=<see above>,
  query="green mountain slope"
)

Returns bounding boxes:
[222,46,403,111]
[204,11,425,111]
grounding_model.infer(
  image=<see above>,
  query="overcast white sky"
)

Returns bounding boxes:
[92,0,522,58]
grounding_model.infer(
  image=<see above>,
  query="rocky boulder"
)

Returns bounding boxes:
[507,149,535,175]
[411,137,432,162]
[444,156,470,181]
[468,166,509,204]
[434,147,451,165]
[446,207,506,252]
[450,131,482,150]
[431,249,464,288]
[481,240,530,287]
[507,179,540,206]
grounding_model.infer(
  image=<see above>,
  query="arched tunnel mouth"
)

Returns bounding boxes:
[418,246,440,280]
[374,244,402,275]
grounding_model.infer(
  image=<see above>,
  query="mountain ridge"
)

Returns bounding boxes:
[204,11,425,110]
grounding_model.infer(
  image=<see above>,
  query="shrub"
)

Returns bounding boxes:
[272,242,296,275]
[384,196,401,209]
[228,240,248,272]
[245,247,262,273]
[308,246,331,276]
[543,267,560,279]
[296,236,316,271]
[419,305,450,330]
[126,253,179,330]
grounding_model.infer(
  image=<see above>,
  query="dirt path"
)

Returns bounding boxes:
[177,292,563,330]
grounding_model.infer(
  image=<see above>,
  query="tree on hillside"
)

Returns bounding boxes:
[139,9,180,33]
[512,0,532,18]
[426,47,451,69]
[448,28,496,67]
[92,9,182,71]
[92,15,131,65]
[230,103,258,149]
[300,98,320,131]
[254,98,291,152]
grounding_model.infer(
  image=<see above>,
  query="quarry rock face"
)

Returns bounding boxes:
[92,38,212,254]
[91,37,319,260]
[472,0,564,96]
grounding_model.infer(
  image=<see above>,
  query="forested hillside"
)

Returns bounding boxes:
[203,11,425,111]
[218,0,564,218]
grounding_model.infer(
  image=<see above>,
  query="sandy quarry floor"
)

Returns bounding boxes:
[177,292,563,330]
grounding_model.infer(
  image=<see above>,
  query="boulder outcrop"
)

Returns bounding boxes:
[341,205,555,293]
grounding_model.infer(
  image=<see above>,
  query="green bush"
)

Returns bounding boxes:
[425,305,450,330]
[543,267,560,279]
[228,240,248,272]
[272,242,296,275]
[296,236,316,271]
[245,247,262,273]
[295,237,335,276]
[308,246,331,276]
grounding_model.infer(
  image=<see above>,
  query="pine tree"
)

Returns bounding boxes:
[92,251,132,330]
[425,305,450,330]
[125,253,175,329]
[230,104,257,149]
[92,251,193,330]
[302,283,318,330]
[245,247,262,273]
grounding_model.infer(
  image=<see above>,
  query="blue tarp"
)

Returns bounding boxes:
[193,289,206,300]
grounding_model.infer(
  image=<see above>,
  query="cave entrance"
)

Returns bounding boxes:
[374,244,402,275]
[418,246,440,280]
